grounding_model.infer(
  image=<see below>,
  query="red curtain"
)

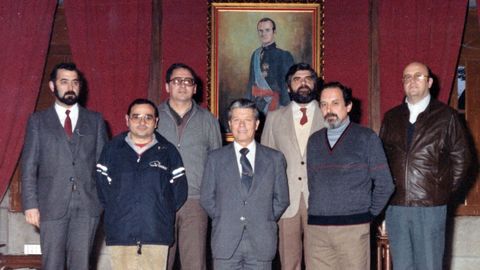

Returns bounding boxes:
[378,0,468,115]
[0,0,56,201]
[64,0,152,136]
[324,0,370,125]
[161,0,209,104]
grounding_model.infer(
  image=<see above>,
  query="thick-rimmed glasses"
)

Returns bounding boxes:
[169,77,195,87]
[129,114,155,124]
[402,73,429,84]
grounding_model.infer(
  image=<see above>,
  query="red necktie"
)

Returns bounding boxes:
[300,108,308,125]
[65,110,73,137]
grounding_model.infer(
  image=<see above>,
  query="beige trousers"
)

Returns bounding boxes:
[278,193,309,270]
[108,245,168,270]
[305,223,370,270]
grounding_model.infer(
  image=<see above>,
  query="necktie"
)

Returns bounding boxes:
[65,110,73,138]
[240,148,253,192]
[300,107,308,125]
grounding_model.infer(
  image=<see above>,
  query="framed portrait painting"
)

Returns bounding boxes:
[208,1,324,132]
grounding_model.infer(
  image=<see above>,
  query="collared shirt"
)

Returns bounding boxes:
[406,94,431,124]
[167,100,193,139]
[55,103,79,131]
[292,101,315,156]
[233,140,256,177]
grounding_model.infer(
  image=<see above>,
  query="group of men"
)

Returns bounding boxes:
[21,59,470,270]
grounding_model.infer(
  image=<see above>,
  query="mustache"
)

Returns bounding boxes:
[324,113,338,120]
[63,91,77,97]
[297,86,312,93]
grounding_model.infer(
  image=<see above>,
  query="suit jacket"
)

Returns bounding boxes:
[200,142,289,261]
[21,105,107,220]
[261,101,323,218]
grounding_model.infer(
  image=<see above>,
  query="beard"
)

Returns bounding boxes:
[289,85,317,104]
[54,86,78,106]
[323,113,342,129]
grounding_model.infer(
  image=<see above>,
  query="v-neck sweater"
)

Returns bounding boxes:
[306,122,394,225]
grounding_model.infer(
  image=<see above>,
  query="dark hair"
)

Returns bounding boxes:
[49,62,82,83]
[127,98,159,118]
[285,63,319,87]
[227,98,259,121]
[257,17,276,31]
[165,63,198,83]
[321,81,353,106]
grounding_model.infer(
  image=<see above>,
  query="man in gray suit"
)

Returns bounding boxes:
[201,98,289,270]
[261,63,323,269]
[22,62,107,270]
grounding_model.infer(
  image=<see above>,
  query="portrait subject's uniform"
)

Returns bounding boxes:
[200,142,289,269]
[261,101,323,269]
[246,42,294,114]
[21,104,107,270]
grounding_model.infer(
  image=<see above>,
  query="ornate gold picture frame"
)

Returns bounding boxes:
[208,1,324,131]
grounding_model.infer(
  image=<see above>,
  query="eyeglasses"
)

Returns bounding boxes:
[129,114,155,123]
[169,77,195,87]
[402,73,429,84]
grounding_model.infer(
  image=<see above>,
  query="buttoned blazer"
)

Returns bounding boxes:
[200,143,289,261]
[261,101,323,218]
[21,106,107,220]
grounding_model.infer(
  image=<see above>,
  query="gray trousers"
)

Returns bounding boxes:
[40,191,99,270]
[214,229,271,270]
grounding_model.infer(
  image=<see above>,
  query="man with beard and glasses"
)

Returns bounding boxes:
[305,82,394,270]
[21,62,108,270]
[261,63,324,270]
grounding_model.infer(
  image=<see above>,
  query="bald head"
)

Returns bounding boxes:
[402,62,433,104]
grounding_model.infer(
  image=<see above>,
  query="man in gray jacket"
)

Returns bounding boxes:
[157,63,222,270]
[22,62,107,270]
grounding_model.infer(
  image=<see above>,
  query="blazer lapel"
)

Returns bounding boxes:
[310,101,323,136]
[45,106,75,159]
[71,106,88,158]
[283,104,303,158]
[224,144,245,197]
[45,106,68,140]
[249,143,266,196]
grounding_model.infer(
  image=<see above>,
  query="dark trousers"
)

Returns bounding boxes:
[40,192,99,270]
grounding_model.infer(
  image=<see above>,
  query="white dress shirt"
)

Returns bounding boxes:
[406,94,431,124]
[55,103,79,131]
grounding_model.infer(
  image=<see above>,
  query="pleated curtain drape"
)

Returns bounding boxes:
[378,0,468,115]
[0,0,57,202]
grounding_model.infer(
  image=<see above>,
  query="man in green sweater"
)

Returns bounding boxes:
[305,81,394,270]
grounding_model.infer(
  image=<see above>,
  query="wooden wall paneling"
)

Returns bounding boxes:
[454,9,480,216]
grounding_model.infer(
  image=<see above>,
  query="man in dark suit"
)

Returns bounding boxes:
[201,98,290,270]
[21,62,108,270]
[245,17,294,115]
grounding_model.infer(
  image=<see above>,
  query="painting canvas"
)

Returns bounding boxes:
[209,2,323,131]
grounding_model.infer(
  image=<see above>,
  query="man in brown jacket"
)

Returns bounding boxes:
[380,62,471,270]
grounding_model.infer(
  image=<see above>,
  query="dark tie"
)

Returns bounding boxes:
[64,110,73,138]
[300,108,308,125]
[240,148,253,192]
